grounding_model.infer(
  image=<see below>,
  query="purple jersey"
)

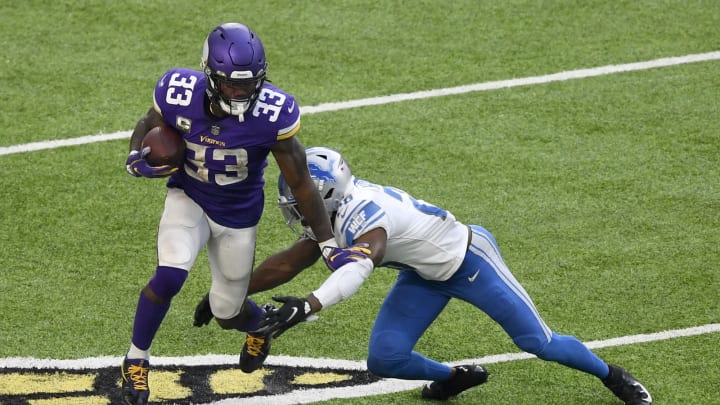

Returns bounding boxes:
[152,68,301,228]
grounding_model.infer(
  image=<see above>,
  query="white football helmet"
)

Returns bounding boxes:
[278,147,355,237]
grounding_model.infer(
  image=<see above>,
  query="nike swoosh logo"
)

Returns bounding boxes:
[468,270,480,283]
[288,101,296,113]
[287,307,298,321]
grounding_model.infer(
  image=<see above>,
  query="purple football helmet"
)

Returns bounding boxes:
[201,23,267,118]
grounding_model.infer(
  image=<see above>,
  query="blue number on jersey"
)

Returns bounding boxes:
[382,186,447,220]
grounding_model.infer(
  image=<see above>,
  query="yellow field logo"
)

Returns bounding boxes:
[0,361,380,404]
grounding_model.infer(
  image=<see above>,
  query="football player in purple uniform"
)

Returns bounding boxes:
[196,147,653,404]
[120,23,347,405]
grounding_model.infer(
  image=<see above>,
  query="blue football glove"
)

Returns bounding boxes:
[322,243,372,272]
[125,147,178,178]
[258,296,312,338]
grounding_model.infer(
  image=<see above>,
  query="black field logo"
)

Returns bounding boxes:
[0,363,381,404]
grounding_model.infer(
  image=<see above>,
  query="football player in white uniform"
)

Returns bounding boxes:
[196,147,653,404]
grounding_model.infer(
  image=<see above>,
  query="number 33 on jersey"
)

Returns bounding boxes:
[152,67,302,228]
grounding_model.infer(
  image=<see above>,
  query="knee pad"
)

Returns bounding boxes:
[513,333,549,357]
[367,331,411,377]
[209,290,243,320]
[147,266,188,301]
[158,226,196,269]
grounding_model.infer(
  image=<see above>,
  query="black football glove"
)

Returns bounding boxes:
[193,293,214,327]
[259,296,312,338]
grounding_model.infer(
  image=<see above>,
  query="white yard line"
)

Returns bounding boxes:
[226,323,720,404]
[2,51,718,403]
[1,323,718,404]
[1,51,718,157]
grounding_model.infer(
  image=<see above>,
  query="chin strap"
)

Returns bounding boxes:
[208,99,247,122]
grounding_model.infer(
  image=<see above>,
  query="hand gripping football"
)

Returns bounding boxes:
[141,125,186,168]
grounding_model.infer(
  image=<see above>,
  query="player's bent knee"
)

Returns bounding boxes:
[215,316,237,330]
[513,334,549,357]
[214,300,254,330]
[367,331,412,378]
[147,266,188,301]
[209,291,242,321]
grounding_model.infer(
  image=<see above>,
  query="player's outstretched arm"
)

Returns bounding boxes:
[193,238,320,327]
[248,238,321,295]
[257,252,373,338]
[259,228,388,336]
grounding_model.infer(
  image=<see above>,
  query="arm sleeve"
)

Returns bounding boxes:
[312,258,374,309]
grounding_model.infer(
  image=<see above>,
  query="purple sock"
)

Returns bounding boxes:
[131,266,188,350]
[131,292,170,350]
[241,298,264,332]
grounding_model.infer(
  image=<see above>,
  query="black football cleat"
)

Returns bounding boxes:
[239,304,275,373]
[239,331,272,373]
[121,357,150,405]
[421,364,489,400]
[603,364,653,405]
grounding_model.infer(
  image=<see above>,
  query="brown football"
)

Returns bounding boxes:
[142,125,186,168]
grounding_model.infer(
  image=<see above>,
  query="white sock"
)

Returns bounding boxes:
[126,343,150,360]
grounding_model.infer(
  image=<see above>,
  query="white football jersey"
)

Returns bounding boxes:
[333,180,469,281]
